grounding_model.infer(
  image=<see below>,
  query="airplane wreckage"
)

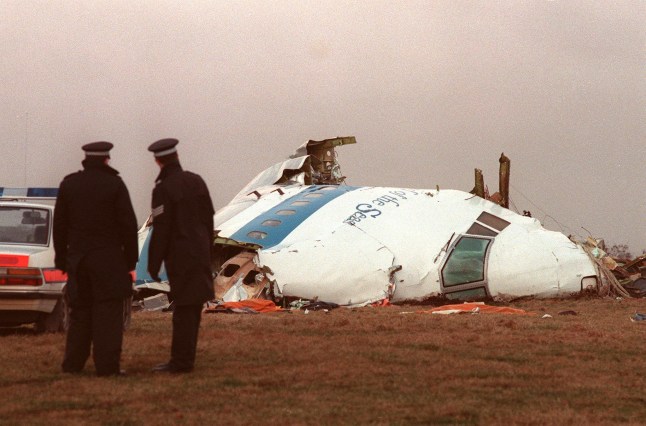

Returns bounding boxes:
[135,136,631,308]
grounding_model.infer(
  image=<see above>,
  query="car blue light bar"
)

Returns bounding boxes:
[0,187,59,199]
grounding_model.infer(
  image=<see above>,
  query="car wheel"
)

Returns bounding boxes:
[35,297,67,333]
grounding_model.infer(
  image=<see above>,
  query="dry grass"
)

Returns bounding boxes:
[1,297,646,425]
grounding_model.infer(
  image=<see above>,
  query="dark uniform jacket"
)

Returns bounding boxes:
[148,161,215,305]
[53,159,139,303]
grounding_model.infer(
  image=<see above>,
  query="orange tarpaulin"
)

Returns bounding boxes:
[421,303,534,316]
[204,299,283,313]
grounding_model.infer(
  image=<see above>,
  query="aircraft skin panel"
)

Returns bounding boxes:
[258,225,395,306]
[551,242,598,294]
[233,156,309,200]
[229,185,359,249]
[215,185,305,238]
[487,226,595,297]
[254,187,504,304]
[213,180,599,303]
[487,229,559,297]
[306,187,464,300]
[278,188,472,248]
[212,198,258,230]
[135,225,168,285]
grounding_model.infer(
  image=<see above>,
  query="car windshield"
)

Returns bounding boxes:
[0,207,50,245]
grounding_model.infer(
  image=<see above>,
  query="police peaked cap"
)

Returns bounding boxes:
[148,138,179,157]
[82,141,113,157]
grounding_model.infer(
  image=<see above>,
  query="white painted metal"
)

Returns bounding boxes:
[212,150,600,306]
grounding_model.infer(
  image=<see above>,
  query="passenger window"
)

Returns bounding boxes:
[247,231,267,239]
[261,219,281,227]
[291,201,310,206]
[442,237,490,287]
[243,271,258,285]
[276,210,296,216]
[304,193,323,198]
[222,264,240,277]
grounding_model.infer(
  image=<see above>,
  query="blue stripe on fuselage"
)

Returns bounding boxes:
[135,227,168,285]
[229,185,358,249]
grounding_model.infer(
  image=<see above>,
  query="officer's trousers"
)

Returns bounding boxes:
[170,304,203,371]
[62,262,124,376]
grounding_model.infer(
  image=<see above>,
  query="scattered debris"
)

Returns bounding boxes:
[630,313,646,322]
[421,302,533,316]
[624,278,646,297]
[204,299,283,314]
[135,293,170,312]
[299,301,339,311]
[581,238,642,298]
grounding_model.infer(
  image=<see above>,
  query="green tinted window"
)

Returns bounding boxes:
[442,237,490,287]
[445,287,488,301]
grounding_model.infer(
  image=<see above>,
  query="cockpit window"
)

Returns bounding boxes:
[466,222,498,237]
[476,212,510,232]
[441,237,491,287]
[0,207,50,245]
[444,287,488,300]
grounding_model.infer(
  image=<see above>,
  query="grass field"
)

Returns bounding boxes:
[1,296,646,425]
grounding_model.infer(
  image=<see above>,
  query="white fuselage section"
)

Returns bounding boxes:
[214,185,598,306]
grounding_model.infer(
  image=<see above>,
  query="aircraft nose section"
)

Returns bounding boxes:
[487,228,598,298]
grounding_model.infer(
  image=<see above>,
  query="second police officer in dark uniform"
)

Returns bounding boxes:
[147,138,215,373]
[53,142,139,377]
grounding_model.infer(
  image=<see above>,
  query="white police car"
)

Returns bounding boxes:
[0,187,67,332]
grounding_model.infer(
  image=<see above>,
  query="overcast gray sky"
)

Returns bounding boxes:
[1,1,644,251]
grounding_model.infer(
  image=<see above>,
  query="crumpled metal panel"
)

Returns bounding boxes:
[487,225,597,297]
[214,251,270,301]
[290,136,356,159]
[258,224,394,306]
[233,156,310,200]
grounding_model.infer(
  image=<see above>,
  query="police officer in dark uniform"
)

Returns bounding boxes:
[53,141,139,377]
[147,138,215,373]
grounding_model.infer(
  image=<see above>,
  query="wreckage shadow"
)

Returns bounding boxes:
[0,326,39,337]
